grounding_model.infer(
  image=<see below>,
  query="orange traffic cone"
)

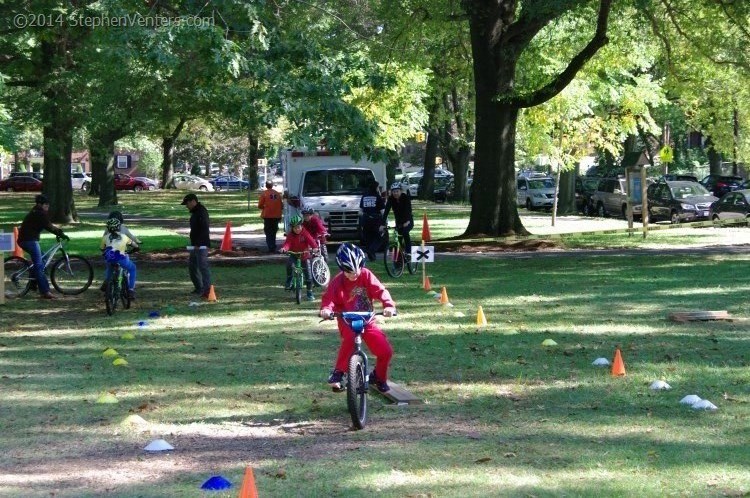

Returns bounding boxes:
[206,285,218,302]
[439,286,449,305]
[13,226,23,258]
[237,466,258,498]
[421,212,432,242]
[476,306,487,326]
[611,348,626,376]
[220,222,233,253]
[423,275,432,291]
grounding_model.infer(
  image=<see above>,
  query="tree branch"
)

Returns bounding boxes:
[508,0,612,109]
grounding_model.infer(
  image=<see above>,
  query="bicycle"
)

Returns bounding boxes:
[322,311,394,430]
[4,236,93,298]
[310,246,330,287]
[383,225,417,278]
[286,250,310,304]
[104,248,137,316]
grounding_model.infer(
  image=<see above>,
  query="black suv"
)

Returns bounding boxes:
[700,174,743,197]
[575,177,600,215]
[647,180,717,224]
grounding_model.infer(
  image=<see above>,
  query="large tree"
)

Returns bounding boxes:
[461,0,612,236]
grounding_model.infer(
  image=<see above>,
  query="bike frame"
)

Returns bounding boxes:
[18,238,68,278]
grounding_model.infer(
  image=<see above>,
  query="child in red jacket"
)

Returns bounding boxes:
[280,214,318,300]
[319,243,397,392]
[301,206,328,259]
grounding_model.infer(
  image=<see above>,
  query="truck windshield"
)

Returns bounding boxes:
[303,169,376,196]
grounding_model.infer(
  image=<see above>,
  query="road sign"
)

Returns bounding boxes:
[411,245,434,263]
[659,145,674,163]
[0,232,14,252]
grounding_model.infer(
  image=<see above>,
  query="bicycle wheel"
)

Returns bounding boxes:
[347,353,368,430]
[120,276,131,310]
[384,243,404,278]
[51,255,93,295]
[3,256,32,298]
[311,257,330,287]
[105,280,118,316]
[294,271,302,304]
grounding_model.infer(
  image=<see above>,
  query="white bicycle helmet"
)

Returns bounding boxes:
[335,243,366,273]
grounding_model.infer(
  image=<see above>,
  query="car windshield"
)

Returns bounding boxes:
[528,178,555,189]
[670,183,711,198]
[303,169,376,196]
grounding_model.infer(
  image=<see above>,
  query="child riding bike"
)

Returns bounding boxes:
[100,217,138,300]
[279,214,317,301]
[301,206,328,257]
[381,181,414,260]
[319,243,397,392]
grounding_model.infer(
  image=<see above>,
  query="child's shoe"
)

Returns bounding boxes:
[368,370,390,392]
[306,290,314,301]
[327,369,345,392]
[284,277,293,290]
[128,289,136,300]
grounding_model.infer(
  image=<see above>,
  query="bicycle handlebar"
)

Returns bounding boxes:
[319,310,396,323]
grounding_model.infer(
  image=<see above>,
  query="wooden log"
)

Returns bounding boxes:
[668,310,731,322]
[373,380,422,404]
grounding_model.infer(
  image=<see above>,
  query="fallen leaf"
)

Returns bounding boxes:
[474,457,492,464]
[504,452,517,458]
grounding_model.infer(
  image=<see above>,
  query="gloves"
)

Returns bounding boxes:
[383,307,397,317]
[320,308,333,320]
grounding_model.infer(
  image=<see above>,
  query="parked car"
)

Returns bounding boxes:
[71,171,92,191]
[170,173,214,191]
[10,171,43,181]
[647,180,716,224]
[401,174,422,196]
[114,173,152,192]
[590,177,642,219]
[210,175,249,191]
[662,173,699,183]
[575,177,600,215]
[709,189,750,223]
[133,177,159,190]
[416,176,455,202]
[517,175,556,211]
[700,174,744,198]
[0,175,43,192]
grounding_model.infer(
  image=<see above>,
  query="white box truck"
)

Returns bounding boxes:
[281,149,387,239]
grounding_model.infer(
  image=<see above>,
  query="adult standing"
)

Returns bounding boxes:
[258,181,284,253]
[17,194,68,299]
[359,181,385,261]
[381,182,414,257]
[181,193,212,298]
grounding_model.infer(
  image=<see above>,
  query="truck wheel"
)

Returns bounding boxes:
[525,198,535,211]
[670,211,680,225]
[597,203,606,218]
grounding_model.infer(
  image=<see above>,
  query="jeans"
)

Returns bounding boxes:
[104,255,137,290]
[263,218,281,252]
[19,241,50,295]
[188,247,211,294]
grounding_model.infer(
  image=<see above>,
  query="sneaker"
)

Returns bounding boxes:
[128,289,136,300]
[284,277,293,290]
[306,290,314,301]
[40,292,55,300]
[99,282,107,292]
[327,369,345,392]
[368,371,390,392]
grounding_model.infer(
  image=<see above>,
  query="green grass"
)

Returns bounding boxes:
[1,249,748,497]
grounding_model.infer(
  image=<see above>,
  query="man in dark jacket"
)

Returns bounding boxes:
[17,194,68,299]
[359,181,384,261]
[181,193,212,298]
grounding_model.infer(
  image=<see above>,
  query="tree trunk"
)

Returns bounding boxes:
[556,168,577,215]
[89,135,118,207]
[42,125,76,224]
[247,131,259,189]
[386,149,400,186]
[705,137,722,174]
[161,118,187,189]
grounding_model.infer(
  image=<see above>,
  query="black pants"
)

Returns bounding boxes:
[286,256,312,291]
[263,218,281,252]
[360,215,383,259]
[396,220,414,256]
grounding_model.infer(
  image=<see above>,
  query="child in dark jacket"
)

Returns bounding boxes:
[280,214,318,300]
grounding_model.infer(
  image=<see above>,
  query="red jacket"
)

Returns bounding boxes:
[320,268,395,314]
[281,227,317,260]
[303,215,328,240]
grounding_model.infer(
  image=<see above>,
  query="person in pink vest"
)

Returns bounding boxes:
[319,243,397,392]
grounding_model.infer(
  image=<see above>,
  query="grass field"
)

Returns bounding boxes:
[1,191,749,497]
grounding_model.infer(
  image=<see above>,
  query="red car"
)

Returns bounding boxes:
[0,176,43,192]
[114,173,151,192]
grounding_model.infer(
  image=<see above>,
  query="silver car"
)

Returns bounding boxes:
[171,174,214,191]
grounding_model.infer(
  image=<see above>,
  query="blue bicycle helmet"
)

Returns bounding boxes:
[336,243,366,273]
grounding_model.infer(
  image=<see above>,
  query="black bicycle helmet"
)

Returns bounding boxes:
[106,217,122,233]
[108,210,124,223]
